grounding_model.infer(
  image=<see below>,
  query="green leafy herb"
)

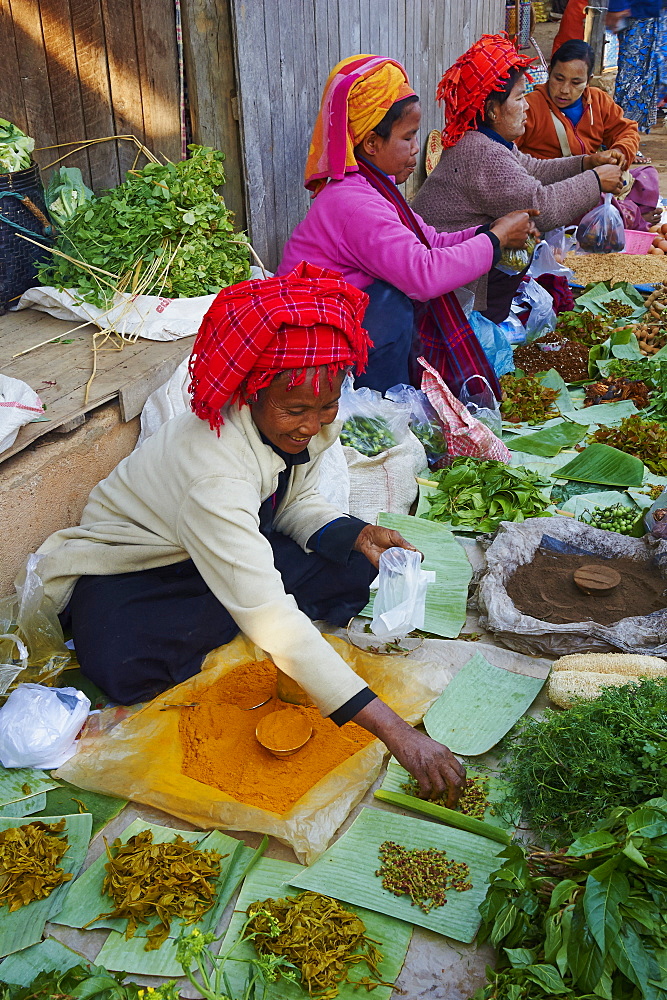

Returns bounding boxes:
[420,457,552,532]
[0,119,34,172]
[498,676,667,845]
[38,145,250,307]
[555,310,610,347]
[0,963,178,1000]
[500,374,559,425]
[588,414,667,475]
[45,166,94,227]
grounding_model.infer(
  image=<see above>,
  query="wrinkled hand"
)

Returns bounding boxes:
[594,163,624,195]
[490,209,541,249]
[585,148,625,169]
[353,524,419,569]
[390,728,467,806]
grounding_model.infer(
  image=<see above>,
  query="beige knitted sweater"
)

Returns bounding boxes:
[412,130,601,310]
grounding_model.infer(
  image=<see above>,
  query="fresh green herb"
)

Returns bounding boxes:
[376,841,472,913]
[498,676,667,844]
[555,309,610,346]
[45,166,94,227]
[38,145,250,307]
[0,119,33,172]
[587,413,667,475]
[421,457,552,532]
[0,964,178,1000]
[473,796,667,1000]
[340,415,396,455]
[500,373,559,425]
[603,356,667,390]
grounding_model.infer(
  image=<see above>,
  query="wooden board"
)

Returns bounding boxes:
[0,307,193,463]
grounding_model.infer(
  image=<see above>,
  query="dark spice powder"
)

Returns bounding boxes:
[513,333,590,382]
[506,549,667,625]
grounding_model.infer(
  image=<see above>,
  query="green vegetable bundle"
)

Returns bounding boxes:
[588,414,667,476]
[45,167,94,227]
[0,119,34,173]
[420,457,552,532]
[340,415,396,456]
[583,502,642,535]
[473,796,667,1000]
[500,374,559,425]
[38,145,250,307]
[499,677,667,845]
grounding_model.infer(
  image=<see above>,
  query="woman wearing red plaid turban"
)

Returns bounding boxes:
[31,262,466,805]
[413,33,624,325]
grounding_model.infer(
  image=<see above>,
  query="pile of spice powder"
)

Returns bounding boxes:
[178,659,374,814]
[376,841,472,913]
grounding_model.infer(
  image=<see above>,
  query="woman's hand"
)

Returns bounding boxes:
[594,163,624,194]
[585,149,625,169]
[351,699,466,806]
[353,525,419,569]
[490,208,541,248]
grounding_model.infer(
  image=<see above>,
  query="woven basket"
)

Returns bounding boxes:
[0,161,53,315]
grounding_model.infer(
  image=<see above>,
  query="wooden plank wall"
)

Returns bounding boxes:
[230,0,505,270]
[1,0,182,191]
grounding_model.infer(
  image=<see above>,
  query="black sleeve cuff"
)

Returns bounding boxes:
[306,516,368,564]
[329,687,378,726]
[476,225,502,266]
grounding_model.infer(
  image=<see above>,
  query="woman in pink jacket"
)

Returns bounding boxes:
[277,54,536,396]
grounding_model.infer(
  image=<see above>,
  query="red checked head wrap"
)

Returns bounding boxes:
[188,262,371,431]
[437,33,535,150]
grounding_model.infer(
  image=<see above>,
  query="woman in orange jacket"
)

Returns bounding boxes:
[517,39,661,229]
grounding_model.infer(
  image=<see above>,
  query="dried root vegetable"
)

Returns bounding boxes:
[588,413,667,475]
[584,376,650,407]
[401,774,490,820]
[246,891,389,998]
[376,841,472,913]
[0,818,72,912]
[95,830,222,950]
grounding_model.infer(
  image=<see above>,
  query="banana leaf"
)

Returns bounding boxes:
[0,936,91,986]
[536,368,575,411]
[289,807,506,943]
[555,443,645,487]
[38,781,126,836]
[423,652,546,756]
[218,857,412,1000]
[359,512,472,637]
[505,421,586,457]
[377,759,516,840]
[565,399,638,425]
[0,766,59,818]
[0,812,92,958]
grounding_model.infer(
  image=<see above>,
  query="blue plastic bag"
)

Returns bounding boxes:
[469,310,515,377]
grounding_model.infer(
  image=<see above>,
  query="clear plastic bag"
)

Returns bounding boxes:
[543,226,578,264]
[576,194,626,254]
[371,548,435,640]
[385,383,447,464]
[526,239,574,281]
[496,234,539,275]
[459,375,503,438]
[0,684,90,768]
[338,381,401,456]
[0,555,70,702]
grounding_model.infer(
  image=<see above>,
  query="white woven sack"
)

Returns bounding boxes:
[344,426,426,523]
[0,374,44,456]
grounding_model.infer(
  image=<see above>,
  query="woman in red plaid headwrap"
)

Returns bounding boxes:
[33,262,466,805]
[413,33,624,326]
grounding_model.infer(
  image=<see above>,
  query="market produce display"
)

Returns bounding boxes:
[0,120,34,172]
[245,890,388,996]
[648,221,667,254]
[376,841,472,913]
[421,458,552,532]
[339,415,396,455]
[401,774,490,820]
[499,372,558,424]
[554,309,610,346]
[583,375,650,407]
[38,145,251,307]
[566,250,667,285]
[587,413,667,474]
[547,651,667,707]
[0,820,72,911]
[582,502,642,533]
[512,333,591,381]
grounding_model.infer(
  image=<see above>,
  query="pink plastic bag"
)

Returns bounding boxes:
[418,357,511,463]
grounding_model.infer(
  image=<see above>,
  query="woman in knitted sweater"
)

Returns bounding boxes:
[412,34,623,324]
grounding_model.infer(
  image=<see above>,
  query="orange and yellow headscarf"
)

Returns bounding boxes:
[305,55,416,196]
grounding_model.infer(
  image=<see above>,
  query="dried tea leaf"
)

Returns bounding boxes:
[0,819,72,912]
[93,829,223,950]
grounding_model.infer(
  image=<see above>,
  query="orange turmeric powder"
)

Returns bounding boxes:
[256,706,312,752]
[178,659,375,815]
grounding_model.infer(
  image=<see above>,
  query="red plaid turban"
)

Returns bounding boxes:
[188,262,371,431]
[437,33,535,150]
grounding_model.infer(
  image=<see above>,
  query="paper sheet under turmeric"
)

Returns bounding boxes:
[178,659,374,814]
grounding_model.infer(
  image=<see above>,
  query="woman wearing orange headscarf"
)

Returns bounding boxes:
[277,54,536,397]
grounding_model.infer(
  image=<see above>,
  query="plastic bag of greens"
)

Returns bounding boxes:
[496,234,538,275]
[371,547,435,639]
[576,194,626,253]
[45,167,94,227]
[459,375,503,438]
[338,383,399,457]
[385,384,447,464]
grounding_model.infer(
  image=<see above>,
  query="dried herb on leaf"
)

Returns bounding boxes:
[587,413,667,475]
[95,830,223,950]
[401,774,490,820]
[376,841,472,913]
[583,376,650,408]
[0,819,72,912]
[500,373,558,424]
[245,891,389,999]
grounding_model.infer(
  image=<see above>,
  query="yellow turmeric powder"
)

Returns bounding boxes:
[256,706,312,752]
[179,659,375,815]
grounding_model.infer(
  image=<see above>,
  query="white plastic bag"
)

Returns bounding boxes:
[526,240,574,282]
[371,548,435,639]
[459,376,503,438]
[0,375,44,455]
[510,278,556,342]
[0,684,90,768]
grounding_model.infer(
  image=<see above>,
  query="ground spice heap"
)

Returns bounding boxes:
[376,841,472,913]
[401,774,490,820]
[513,332,590,381]
[566,251,667,286]
[246,891,389,998]
[0,819,72,911]
[179,659,374,814]
[506,548,667,626]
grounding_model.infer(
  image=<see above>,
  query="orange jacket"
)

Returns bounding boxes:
[552,0,587,54]
[517,83,640,169]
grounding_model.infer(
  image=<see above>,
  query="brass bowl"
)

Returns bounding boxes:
[255,707,313,758]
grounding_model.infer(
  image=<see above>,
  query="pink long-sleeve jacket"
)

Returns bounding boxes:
[276,171,495,304]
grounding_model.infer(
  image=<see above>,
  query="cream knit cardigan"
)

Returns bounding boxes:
[30,405,368,716]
